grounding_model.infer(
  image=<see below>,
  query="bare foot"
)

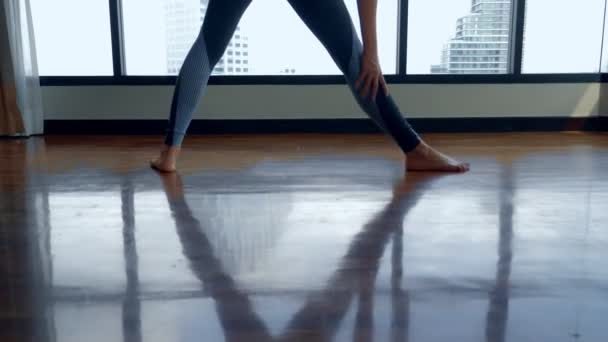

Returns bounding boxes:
[150,145,180,173]
[406,142,470,173]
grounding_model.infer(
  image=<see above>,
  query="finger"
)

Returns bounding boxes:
[356,72,368,96]
[360,74,372,99]
[381,77,389,96]
[355,69,368,90]
[371,76,379,100]
[355,73,364,90]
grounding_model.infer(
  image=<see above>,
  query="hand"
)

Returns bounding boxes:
[355,51,389,100]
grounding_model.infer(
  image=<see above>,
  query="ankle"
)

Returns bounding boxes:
[407,142,430,157]
[162,144,180,152]
[162,145,180,157]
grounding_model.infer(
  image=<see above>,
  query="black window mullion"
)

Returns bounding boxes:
[510,0,526,74]
[109,0,125,77]
[598,0,608,73]
[397,0,408,75]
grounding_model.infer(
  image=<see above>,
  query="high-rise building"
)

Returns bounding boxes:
[165,0,250,75]
[431,0,512,74]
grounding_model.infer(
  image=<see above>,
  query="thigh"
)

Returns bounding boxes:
[202,0,253,65]
[286,0,358,72]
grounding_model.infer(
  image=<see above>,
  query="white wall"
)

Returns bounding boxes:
[42,83,601,120]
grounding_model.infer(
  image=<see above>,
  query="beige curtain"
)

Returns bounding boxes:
[1,0,42,137]
[0,1,24,135]
[0,81,25,136]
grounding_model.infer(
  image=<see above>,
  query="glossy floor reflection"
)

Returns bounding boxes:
[1,133,607,342]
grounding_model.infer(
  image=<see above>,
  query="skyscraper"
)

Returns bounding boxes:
[431,0,512,74]
[165,0,250,75]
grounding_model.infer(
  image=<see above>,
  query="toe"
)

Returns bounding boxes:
[445,161,464,172]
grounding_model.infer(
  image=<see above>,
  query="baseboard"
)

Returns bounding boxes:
[600,116,608,131]
[44,117,607,135]
[0,134,30,139]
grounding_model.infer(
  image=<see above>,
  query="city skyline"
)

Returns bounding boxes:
[30,0,608,76]
[431,0,512,74]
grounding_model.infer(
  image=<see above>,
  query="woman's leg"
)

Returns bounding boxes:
[287,0,469,172]
[152,0,253,172]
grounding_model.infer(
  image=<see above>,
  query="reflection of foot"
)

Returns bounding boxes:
[392,173,447,198]
[150,145,180,173]
[406,142,470,173]
[159,172,184,200]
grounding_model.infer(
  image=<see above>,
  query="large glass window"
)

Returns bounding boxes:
[30,0,114,76]
[31,0,608,78]
[407,0,513,74]
[121,0,398,76]
[603,6,608,72]
[523,0,605,73]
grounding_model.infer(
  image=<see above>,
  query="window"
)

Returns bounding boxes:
[407,0,513,74]
[35,0,607,79]
[31,0,113,76]
[603,8,608,72]
[120,0,397,75]
[522,0,605,73]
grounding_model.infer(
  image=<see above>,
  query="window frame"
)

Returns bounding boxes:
[39,0,607,86]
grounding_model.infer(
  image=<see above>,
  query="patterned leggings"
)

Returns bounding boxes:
[164,0,421,153]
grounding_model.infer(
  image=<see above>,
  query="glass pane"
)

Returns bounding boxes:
[408,0,513,74]
[30,0,113,76]
[121,0,398,76]
[600,1,608,72]
[50,190,125,291]
[54,303,123,342]
[523,0,605,73]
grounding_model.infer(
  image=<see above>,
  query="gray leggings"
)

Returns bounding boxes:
[165,0,421,153]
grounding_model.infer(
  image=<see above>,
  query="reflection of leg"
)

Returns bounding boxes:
[485,167,513,342]
[354,270,376,342]
[391,226,409,342]
[121,178,142,342]
[280,175,438,340]
[160,174,272,342]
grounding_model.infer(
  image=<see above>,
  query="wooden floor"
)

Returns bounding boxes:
[1,132,607,342]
